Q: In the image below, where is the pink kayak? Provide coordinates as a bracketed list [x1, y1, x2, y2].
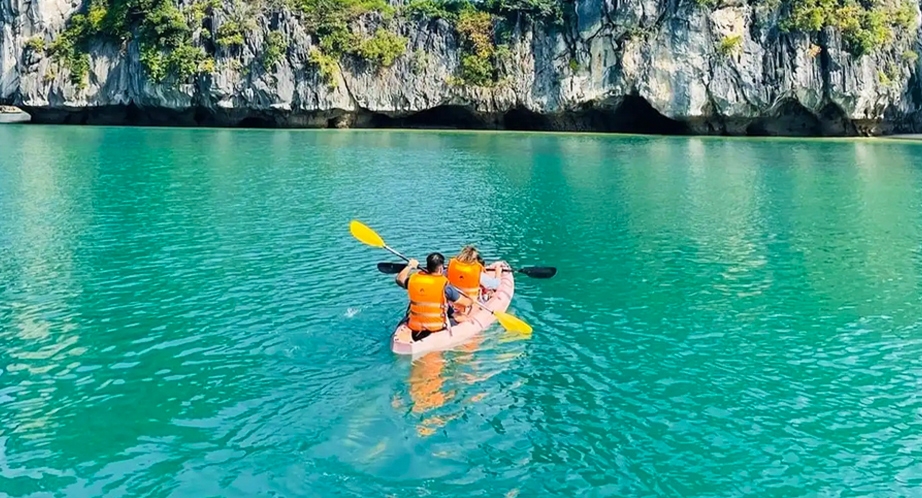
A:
[391, 268, 515, 356]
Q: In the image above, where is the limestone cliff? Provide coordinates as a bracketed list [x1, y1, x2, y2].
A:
[1, 0, 921, 135]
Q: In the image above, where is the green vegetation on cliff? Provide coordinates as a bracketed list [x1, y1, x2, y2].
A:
[456, 10, 498, 85]
[781, 0, 916, 56]
[45, 0, 920, 88]
[262, 30, 288, 68]
[47, 0, 565, 88]
[49, 0, 215, 86]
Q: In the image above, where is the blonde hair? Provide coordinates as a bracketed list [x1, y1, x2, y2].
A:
[456, 245, 480, 264]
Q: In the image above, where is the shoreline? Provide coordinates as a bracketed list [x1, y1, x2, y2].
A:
[2, 99, 909, 139]
[876, 134, 922, 141]
[3, 106, 922, 143]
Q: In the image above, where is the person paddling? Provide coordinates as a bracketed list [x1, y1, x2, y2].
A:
[447, 245, 505, 311]
[395, 252, 473, 342]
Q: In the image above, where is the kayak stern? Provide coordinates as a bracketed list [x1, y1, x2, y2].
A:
[390, 266, 516, 355]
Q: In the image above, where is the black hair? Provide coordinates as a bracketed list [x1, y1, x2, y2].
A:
[426, 252, 445, 273]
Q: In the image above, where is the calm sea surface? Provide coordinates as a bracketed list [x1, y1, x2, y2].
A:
[2, 126, 922, 496]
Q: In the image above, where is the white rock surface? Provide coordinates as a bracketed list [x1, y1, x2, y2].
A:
[1, 0, 921, 134]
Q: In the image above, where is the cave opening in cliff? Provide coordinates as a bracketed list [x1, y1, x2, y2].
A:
[817, 102, 857, 136]
[503, 107, 550, 130]
[583, 96, 689, 135]
[746, 99, 822, 136]
[371, 105, 494, 129]
[124, 103, 144, 124]
[193, 107, 214, 126]
[238, 116, 276, 128]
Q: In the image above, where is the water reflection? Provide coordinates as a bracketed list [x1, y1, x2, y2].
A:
[392, 326, 531, 440]
[3, 127, 922, 495]
[402, 337, 485, 437]
[2, 127, 97, 455]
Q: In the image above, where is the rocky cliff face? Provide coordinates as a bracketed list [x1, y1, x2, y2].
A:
[1, 0, 921, 135]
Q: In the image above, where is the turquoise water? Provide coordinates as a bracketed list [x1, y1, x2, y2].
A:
[2, 126, 922, 496]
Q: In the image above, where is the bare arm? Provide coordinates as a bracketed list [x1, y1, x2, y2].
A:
[456, 294, 473, 308]
[447, 284, 473, 308]
[490, 262, 503, 280]
[395, 258, 419, 288]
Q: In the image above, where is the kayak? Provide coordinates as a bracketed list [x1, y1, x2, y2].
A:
[390, 267, 515, 356]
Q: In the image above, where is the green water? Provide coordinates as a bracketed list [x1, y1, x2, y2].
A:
[2, 126, 922, 496]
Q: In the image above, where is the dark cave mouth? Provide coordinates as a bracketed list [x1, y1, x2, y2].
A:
[368, 96, 690, 135]
[17, 97, 870, 137]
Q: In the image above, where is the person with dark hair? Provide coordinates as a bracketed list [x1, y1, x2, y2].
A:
[395, 252, 473, 342]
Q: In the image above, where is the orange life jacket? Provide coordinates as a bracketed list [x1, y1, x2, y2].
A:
[407, 272, 449, 332]
[447, 258, 483, 299]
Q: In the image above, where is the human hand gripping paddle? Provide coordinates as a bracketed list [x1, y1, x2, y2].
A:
[349, 220, 533, 335]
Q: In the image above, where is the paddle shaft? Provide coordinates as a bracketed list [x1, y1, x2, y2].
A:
[383, 244, 409, 263]
[378, 262, 547, 276]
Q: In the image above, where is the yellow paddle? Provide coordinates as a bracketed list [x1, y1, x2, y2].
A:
[349, 220, 533, 335]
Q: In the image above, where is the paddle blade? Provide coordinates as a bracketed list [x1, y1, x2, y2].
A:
[519, 267, 557, 278]
[493, 310, 533, 335]
[350, 220, 385, 248]
[377, 262, 406, 274]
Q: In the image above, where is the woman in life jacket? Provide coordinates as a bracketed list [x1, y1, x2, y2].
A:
[395, 252, 472, 342]
[446, 245, 505, 319]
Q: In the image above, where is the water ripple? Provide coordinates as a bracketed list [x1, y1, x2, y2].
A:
[3, 128, 922, 495]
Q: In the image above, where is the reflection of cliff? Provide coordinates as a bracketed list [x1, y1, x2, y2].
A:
[792, 142, 922, 318]
[1, 128, 89, 446]
[680, 141, 771, 301]
[0, 127, 296, 475]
